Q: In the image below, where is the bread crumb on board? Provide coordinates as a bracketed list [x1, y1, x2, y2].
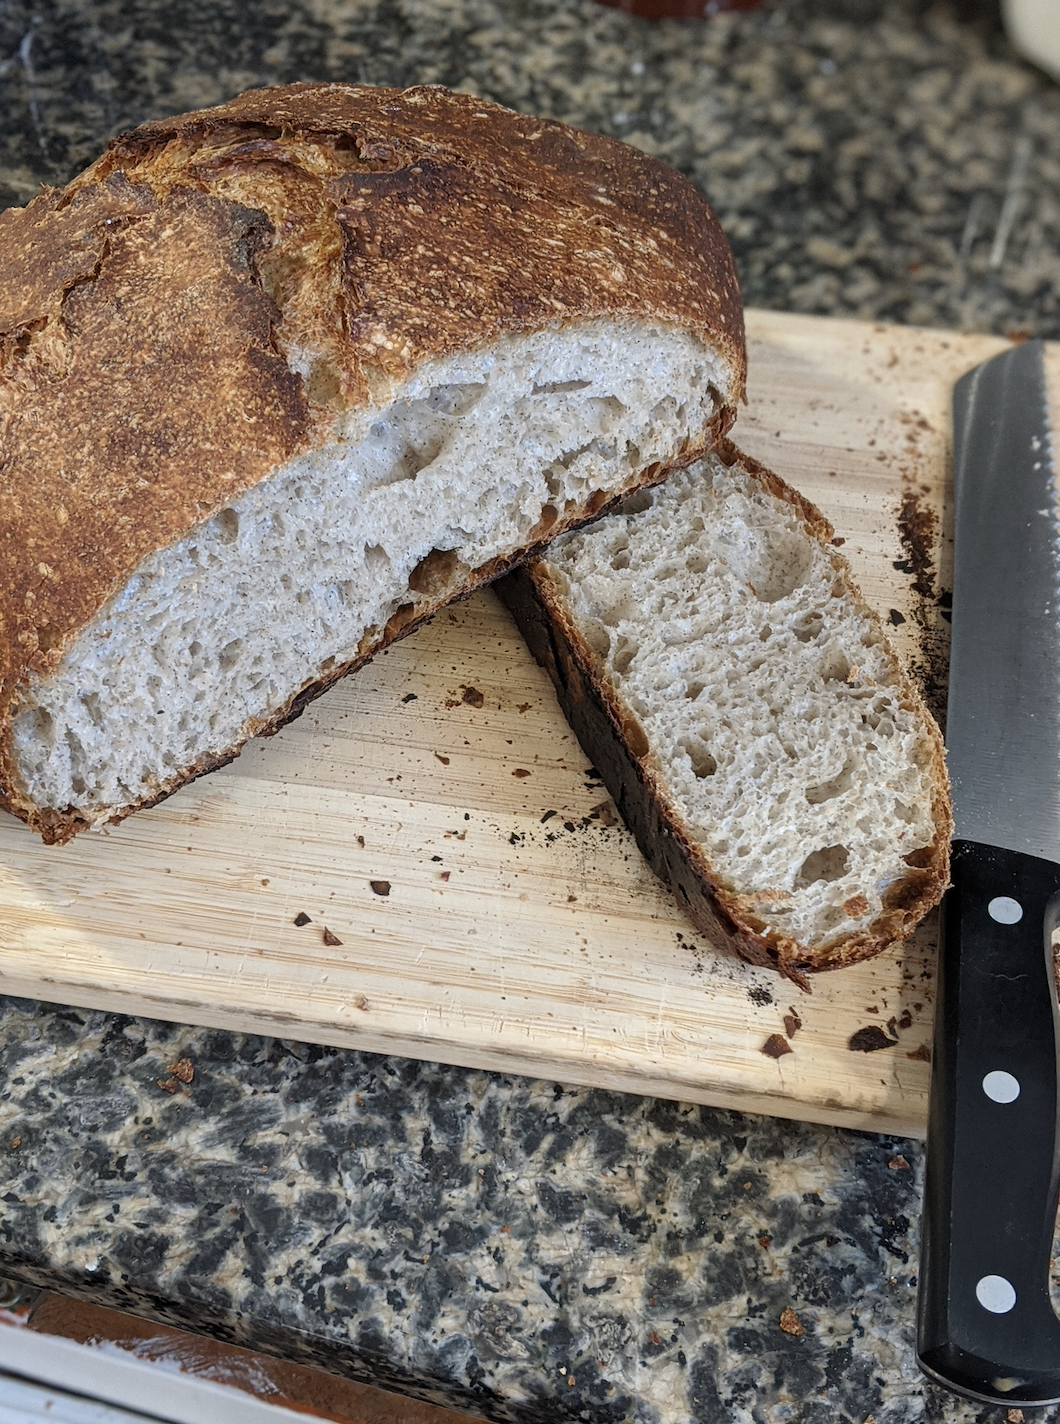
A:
[848, 1025, 898, 1052]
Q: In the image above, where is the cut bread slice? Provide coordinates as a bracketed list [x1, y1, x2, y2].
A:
[498, 442, 951, 978]
[0, 83, 744, 843]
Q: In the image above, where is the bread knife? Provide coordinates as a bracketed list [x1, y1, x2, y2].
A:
[917, 338, 1060, 1406]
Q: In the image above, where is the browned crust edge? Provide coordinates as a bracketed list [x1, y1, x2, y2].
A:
[4, 412, 733, 844]
[496, 438, 952, 982]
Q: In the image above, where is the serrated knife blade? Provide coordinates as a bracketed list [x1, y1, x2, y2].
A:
[918, 338, 1060, 1407]
[946, 339, 1060, 860]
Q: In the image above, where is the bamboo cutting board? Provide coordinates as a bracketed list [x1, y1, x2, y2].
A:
[1, 311, 1056, 1138]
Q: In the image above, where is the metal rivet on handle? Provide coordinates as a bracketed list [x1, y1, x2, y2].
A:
[976, 1275, 1017, 1314]
[982, 1070, 1021, 1103]
[988, 896, 1023, 924]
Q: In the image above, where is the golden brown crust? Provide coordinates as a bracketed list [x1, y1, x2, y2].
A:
[88, 84, 745, 409]
[501, 441, 952, 978]
[0, 83, 745, 840]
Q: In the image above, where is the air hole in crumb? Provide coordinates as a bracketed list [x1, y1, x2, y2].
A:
[612, 640, 638, 676]
[796, 845, 849, 886]
[426, 381, 486, 415]
[219, 639, 243, 672]
[759, 625, 772, 642]
[409, 547, 463, 596]
[611, 548, 631, 571]
[215, 508, 239, 544]
[821, 650, 851, 682]
[681, 740, 717, 779]
[531, 504, 558, 538]
[685, 681, 705, 701]
[620, 489, 655, 517]
[805, 761, 855, 804]
[81, 692, 103, 728]
[396, 436, 444, 480]
[686, 552, 709, 575]
[364, 544, 390, 576]
[793, 612, 824, 643]
[532, 378, 592, 395]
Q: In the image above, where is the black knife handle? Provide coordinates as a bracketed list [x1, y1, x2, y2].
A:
[918, 839, 1060, 1406]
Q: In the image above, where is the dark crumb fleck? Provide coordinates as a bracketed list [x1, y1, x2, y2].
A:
[401, 692, 418, 703]
[887, 1154, 911, 1171]
[758, 1233, 772, 1248]
[831, 536, 845, 546]
[513, 768, 531, 778]
[439, 871, 450, 881]
[10, 1137, 20, 1151]
[585, 767, 602, 780]
[591, 800, 617, 826]
[370, 880, 391, 897]
[431, 855, 443, 862]
[156, 1077, 180, 1094]
[762, 1034, 792, 1059]
[898, 1008, 913, 1030]
[907, 1043, 932, 1062]
[435, 753, 450, 765]
[541, 810, 557, 823]
[293, 912, 312, 927]
[167, 1058, 193, 1084]
[508, 832, 523, 846]
[888, 608, 906, 625]
[783, 1012, 802, 1039]
[896, 489, 938, 600]
[260, 878, 269, 887]
[516, 702, 532, 713]
[322, 927, 343, 946]
[462, 686, 485, 708]
[849, 1025, 898, 1052]
[748, 986, 774, 1007]
[356, 835, 365, 849]
[567, 894, 577, 903]
[563, 820, 576, 832]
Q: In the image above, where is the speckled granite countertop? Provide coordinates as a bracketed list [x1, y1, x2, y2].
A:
[0, 1, 1058, 1421]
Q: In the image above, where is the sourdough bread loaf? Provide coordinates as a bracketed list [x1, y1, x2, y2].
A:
[498, 442, 951, 978]
[0, 83, 745, 843]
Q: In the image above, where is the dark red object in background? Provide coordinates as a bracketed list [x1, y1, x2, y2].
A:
[594, 0, 764, 20]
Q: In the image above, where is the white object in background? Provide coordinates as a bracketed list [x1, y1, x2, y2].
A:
[0, 1326, 319, 1424]
[1002, 0, 1060, 83]
[0, 1368, 163, 1423]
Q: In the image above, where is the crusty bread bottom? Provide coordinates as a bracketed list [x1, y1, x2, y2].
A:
[498, 443, 950, 979]
[8, 319, 732, 843]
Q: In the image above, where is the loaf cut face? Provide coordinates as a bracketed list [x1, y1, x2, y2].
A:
[0, 83, 745, 842]
[499, 444, 951, 976]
